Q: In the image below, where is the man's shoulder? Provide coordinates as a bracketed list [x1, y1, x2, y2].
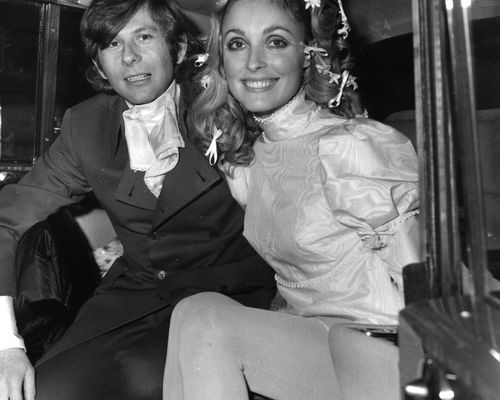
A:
[70, 93, 123, 115]
[62, 93, 124, 139]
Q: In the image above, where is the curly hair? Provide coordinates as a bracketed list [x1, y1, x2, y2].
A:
[80, 0, 199, 93]
[188, 0, 364, 166]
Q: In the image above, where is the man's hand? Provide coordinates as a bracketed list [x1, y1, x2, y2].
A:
[0, 348, 35, 400]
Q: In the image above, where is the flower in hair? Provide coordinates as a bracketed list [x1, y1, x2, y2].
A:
[205, 126, 223, 165]
[327, 71, 342, 84]
[358, 108, 370, 118]
[314, 63, 341, 84]
[303, 45, 328, 61]
[312, 60, 341, 85]
[345, 74, 358, 90]
[315, 64, 331, 78]
[194, 53, 209, 67]
[200, 74, 212, 89]
[310, 48, 331, 71]
[304, 0, 321, 9]
[315, 63, 329, 74]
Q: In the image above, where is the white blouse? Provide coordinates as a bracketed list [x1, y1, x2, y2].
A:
[224, 92, 420, 325]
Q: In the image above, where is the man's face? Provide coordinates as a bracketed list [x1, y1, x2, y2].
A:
[96, 6, 185, 105]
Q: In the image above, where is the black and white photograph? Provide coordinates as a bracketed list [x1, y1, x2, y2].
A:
[0, 0, 499, 398]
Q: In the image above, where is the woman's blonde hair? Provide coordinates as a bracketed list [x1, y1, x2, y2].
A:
[188, 0, 363, 166]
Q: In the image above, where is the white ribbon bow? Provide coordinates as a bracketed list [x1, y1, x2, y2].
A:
[205, 127, 223, 165]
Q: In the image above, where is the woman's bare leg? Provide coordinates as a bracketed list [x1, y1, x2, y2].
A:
[328, 324, 400, 400]
[163, 292, 341, 400]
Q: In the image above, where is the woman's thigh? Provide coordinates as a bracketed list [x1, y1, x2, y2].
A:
[328, 324, 400, 400]
[172, 292, 342, 400]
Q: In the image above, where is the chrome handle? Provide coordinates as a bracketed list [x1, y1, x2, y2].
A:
[404, 377, 429, 399]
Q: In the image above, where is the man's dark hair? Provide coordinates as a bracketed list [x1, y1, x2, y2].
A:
[81, 0, 197, 93]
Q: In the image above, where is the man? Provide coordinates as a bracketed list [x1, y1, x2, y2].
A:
[0, 0, 275, 398]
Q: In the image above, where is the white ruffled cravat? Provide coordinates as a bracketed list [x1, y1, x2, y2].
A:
[122, 84, 185, 197]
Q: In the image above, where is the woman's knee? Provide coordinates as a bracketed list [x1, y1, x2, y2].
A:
[172, 292, 231, 320]
[174, 293, 242, 359]
[181, 293, 237, 334]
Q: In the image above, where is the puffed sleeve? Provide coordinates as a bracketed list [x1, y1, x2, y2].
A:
[319, 118, 421, 286]
[318, 118, 418, 231]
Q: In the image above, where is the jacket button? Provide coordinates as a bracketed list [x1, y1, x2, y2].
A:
[151, 232, 160, 240]
[156, 270, 167, 280]
[209, 230, 218, 239]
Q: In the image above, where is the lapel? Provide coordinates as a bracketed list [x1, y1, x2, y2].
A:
[110, 97, 158, 211]
[107, 93, 222, 220]
[108, 97, 127, 159]
[151, 105, 222, 230]
[115, 166, 158, 211]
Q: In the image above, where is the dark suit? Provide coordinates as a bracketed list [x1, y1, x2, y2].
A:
[0, 92, 275, 399]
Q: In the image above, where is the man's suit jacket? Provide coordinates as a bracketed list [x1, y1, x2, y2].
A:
[0, 92, 275, 362]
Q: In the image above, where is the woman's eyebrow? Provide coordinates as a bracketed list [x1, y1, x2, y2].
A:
[224, 25, 293, 38]
[263, 25, 293, 35]
[223, 27, 245, 38]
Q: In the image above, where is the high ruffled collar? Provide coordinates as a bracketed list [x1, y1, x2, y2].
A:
[253, 89, 321, 143]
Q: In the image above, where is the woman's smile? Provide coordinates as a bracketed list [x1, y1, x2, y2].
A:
[242, 79, 279, 90]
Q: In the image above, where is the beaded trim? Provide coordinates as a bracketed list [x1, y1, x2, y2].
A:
[252, 88, 305, 125]
[261, 131, 272, 143]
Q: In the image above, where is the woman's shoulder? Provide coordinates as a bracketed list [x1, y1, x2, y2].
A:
[316, 114, 416, 156]
[316, 113, 408, 139]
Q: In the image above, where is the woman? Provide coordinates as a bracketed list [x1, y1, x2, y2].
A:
[163, 0, 419, 399]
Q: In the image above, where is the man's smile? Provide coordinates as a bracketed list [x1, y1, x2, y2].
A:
[125, 73, 151, 82]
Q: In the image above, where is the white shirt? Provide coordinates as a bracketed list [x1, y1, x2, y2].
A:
[122, 82, 184, 197]
[0, 296, 25, 351]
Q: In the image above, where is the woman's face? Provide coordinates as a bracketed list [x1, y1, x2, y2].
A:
[221, 0, 305, 116]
